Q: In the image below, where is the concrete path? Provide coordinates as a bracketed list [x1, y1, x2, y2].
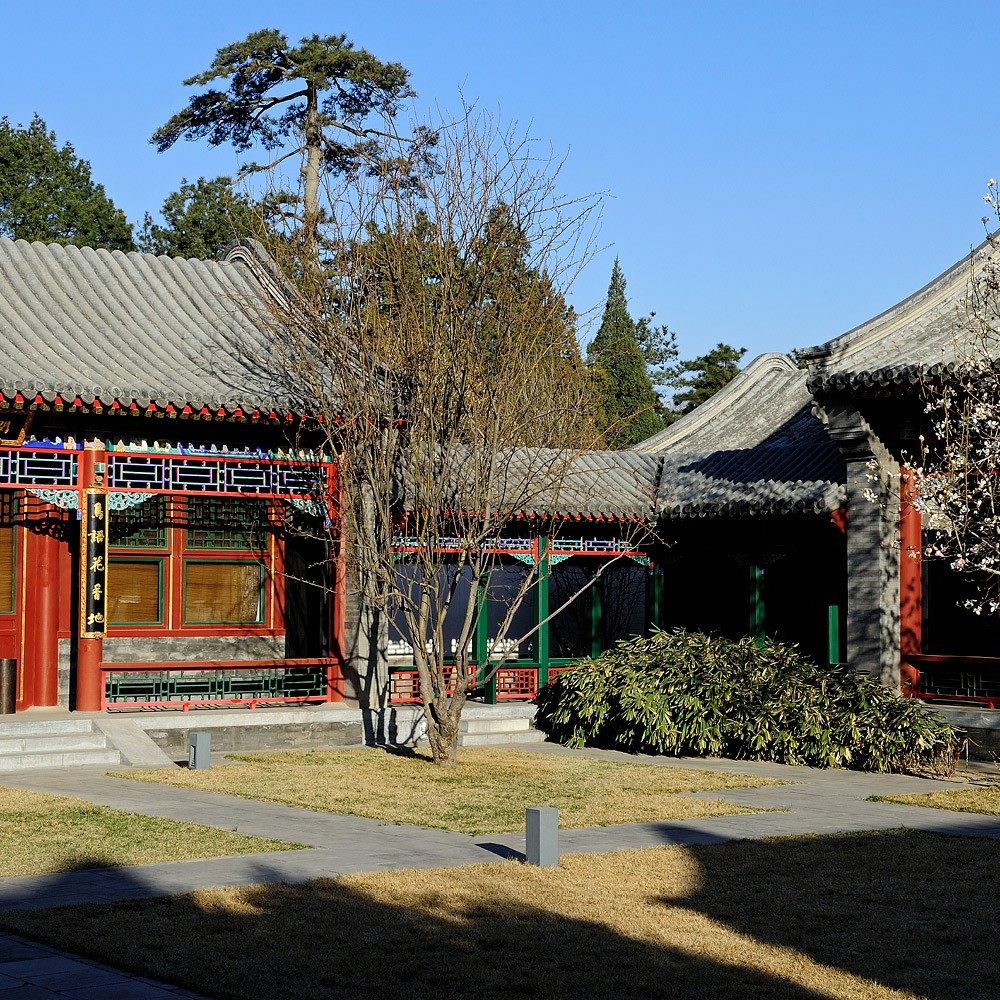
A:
[0, 930, 204, 999]
[1, 743, 998, 916]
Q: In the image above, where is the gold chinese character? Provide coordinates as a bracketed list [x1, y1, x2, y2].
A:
[86, 612, 105, 627]
[89, 556, 104, 573]
[91, 583, 103, 602]
[93, 501, 104, 520]
[88, 529, 105, 544]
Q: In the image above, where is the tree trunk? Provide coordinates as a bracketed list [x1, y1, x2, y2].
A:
[424, 693, 463, 765]
[302, 81, 322, 275]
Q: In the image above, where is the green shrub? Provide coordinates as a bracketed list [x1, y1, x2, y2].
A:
[535, 629, 958, 774]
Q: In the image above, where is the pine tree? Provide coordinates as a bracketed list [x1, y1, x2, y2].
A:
[0, 115, 134, 250]
[587, 259, 662, 448]
[670, 342, 746, 414]
[138, 176, 266, 259]
[151, 28, 417, 266]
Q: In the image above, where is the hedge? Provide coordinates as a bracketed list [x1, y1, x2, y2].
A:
[535, 629, 958, 773]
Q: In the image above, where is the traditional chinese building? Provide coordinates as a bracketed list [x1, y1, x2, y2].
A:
[803, 235, 1000, 711]
[0, 233, 995, 723]
[0, 237, 340, 713]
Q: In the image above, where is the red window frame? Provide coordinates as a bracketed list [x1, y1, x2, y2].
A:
[107, 497, 283, 638]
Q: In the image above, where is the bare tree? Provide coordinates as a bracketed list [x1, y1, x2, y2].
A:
[235, 109, 658, 763]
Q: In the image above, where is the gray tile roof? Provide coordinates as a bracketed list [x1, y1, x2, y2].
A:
[0, 238, 846, 521]
[396, 446, 664, 521]
[519, 448, 663, 519]
[634, 353, 817, 455]
[0, 237, 277, 411]
[803, 234, 996, 394]
[632, 353, 846, 518]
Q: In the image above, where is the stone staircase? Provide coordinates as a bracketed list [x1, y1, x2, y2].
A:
[0, 718, 123, 771]
[458, 705, 546, 747]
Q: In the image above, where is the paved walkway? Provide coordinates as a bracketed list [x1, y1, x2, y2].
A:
[1, 743, 998, 915]
[0, 930, 205, 999]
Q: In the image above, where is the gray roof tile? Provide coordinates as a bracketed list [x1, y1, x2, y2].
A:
[0, 237, 275, 410]
[632, 353, 845, 518]
[0, 238, 846, 521]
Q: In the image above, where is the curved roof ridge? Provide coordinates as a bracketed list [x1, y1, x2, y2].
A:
[801, 232, 995, 369]
[0, 235, 265, 270]
[633, 352, 796, 454]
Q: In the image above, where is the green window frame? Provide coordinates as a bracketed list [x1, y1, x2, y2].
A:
[108, 557, 165, 626]
[182, 559, 265, 625]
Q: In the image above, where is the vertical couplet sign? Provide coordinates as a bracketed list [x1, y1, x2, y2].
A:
[80, 489, 108, 638]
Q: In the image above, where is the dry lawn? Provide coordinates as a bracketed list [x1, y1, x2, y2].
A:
[873, 784, 1000, 815]
[3, 830, 994, 1000]
[0, 784, 300, 878]
[114, 747, 778, 835]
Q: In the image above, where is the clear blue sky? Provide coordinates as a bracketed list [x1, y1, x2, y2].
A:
[2, 1, 996, 360]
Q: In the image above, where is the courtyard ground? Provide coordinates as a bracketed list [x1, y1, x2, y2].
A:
[2, 830, 995, 1000]
[2, 746, 998, 998]
[110, 746, 781, 834]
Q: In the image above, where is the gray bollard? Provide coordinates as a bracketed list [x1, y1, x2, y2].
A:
[525, 806, 559, 867]
[188, 731, 211, 770]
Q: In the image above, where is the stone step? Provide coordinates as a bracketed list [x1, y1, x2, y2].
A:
[0, 733, 109, 754]
[459, 730, 547, 747]
[462, 717, 534, 734]
[462, 703, 538, 719]
[0, 748, 122, 772]
[0, 718, 94, 739]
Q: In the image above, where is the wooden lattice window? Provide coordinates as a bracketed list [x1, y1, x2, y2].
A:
[110, 497, 167, 549]
[0, 495, 17, 615]
[108, 559, 163, 625]
[186, 498, 267, 551]
[183, 560, 263, 624]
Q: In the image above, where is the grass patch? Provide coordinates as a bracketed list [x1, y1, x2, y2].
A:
[2, 830, 994, 999]
[0, 784, 301, 878]
[872, 785, 1000, 815]
[113, 747, 780, 835]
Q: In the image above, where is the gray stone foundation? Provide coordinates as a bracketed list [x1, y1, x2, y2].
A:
[933, 706, 1000, 763]
[137, 710, 365, 761]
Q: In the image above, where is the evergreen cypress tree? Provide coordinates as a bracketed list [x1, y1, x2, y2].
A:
[138, 176, 266, 260]
[587, 259, 662, 448]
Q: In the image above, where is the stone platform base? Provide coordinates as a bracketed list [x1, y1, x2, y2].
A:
[130, 702, 542, 762]
[931, 706, 1000, 763]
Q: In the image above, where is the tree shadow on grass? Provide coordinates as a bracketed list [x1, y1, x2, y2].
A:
[0, 829, 994, 1000]
[670, 828, 997, 1000]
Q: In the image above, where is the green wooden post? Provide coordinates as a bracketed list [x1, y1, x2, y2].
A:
[590, 574, 603, 659]
[827, 603, 841, 666]
[649, 565, 665, 631]
[537, 535, 550, 688]
[475, 578, 496, 704]
[749, 563, 765, 648]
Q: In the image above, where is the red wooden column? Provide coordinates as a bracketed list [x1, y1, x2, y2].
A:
[31, 522, 61, 706]
[328, 464, 345, 702]
[75, 442, 107, 712]
[899, 467, 922, 694]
